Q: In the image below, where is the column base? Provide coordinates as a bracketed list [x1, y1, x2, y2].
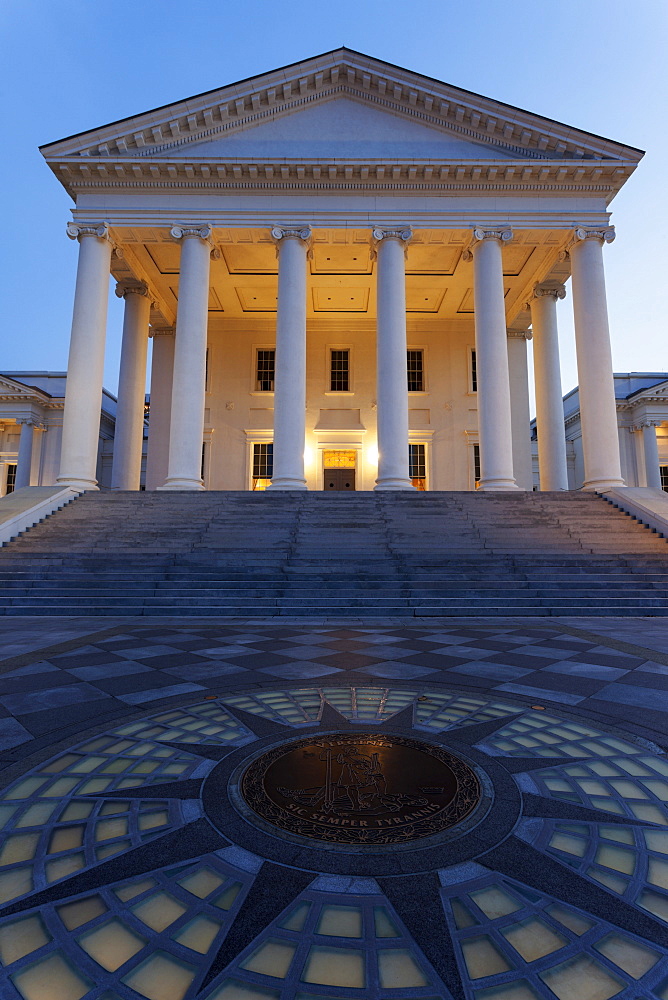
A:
[56, 476, 99, 491]
[266, 479, 307, 491]
[582, 479, 626, 491]
[477, 479, 520, 491]
[374, 479, 416, 491]
[157, 478, 205, 491]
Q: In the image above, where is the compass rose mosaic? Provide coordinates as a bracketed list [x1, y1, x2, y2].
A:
[0, 684, 667, 1000]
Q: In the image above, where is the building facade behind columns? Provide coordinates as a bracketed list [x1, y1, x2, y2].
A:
[531, 374, 668, 491]
[40, 49, 644, 495]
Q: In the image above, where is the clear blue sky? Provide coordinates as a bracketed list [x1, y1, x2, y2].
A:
[1, 0, 666, 407]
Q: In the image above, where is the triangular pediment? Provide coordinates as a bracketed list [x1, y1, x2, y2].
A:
[42, 48, 643, 167]
[0, 376, 51, 402]
[161, 96, 521, 161]
[629, 379, 668, 401]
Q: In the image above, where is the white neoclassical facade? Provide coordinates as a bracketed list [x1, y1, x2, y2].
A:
[532, 374, 668, 491]
[40, 49, 643, 494]
[0, 373, 118, 496]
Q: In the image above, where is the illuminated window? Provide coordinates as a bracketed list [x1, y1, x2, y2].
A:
[252, 443, 273, 490]
[5, 464, 17, 495]
[407, 350, 424, 391]
[660, 465, 668, 492]
[409, 443, 426, 490]
[330, 350, 350, 392]
[256, 350, 275, 392]
[472, 444, 481, 487]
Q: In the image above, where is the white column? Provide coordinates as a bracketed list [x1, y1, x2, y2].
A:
[529, 284, 569, 491]
[145, 328, 175, 491]
[570, 226, 624, 490]
[642, 422, 662, 489]
[468, 228, 518, 490]
[14, 420, 35, 490]
[267, 227, 311, 491]
[57, 222, 113, 490]
[506, 330, 533, 491]
[372, 227, 414, 491]
[160, 225, 213, 491]
[111, 281, 151, 491]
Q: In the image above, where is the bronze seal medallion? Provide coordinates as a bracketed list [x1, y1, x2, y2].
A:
[240, 733, 481, 846]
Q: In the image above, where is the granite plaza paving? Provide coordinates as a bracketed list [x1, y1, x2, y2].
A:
[0, 614, 666, 1000]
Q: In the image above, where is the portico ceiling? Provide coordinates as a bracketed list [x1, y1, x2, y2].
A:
[113, 227, 568, 328]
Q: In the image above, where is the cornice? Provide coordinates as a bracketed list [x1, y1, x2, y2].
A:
[52, 158, 634, 199]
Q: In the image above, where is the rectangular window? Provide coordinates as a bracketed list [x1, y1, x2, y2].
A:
[5, 464, 17, 495]
[409, 443, 426, 491]
[473, 444, 481, 487]
[407, 350, 424, 392]
[252, 443, 273, 491]
[256, 350, 275, 392]
[661, 465, 668, 492]
[470, 349, 477, 393]
[330, 349, 350, 392]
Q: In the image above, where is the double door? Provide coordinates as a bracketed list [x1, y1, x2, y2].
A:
[324, 468, 355, 491]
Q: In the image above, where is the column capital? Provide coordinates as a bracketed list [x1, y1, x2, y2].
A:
[462, 227, 512, 261]
[525, 283, 566, 310]
[149, 326, 175, 338]
[271, 226, 312, 245]
[507, 328, 533, 341]
[533, 282, 566, 301]
[171, 223, 214, 244]
[115, 279, 150, 300]
[571, 225, 616, 247]
[371, 227, 412, 243]
[66, 221, 113, 243]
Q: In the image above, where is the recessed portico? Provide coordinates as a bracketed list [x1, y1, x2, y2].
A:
[41, 49, 643, 494]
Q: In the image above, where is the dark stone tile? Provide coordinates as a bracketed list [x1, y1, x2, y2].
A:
[318, 639, 371, 651]
[92, 670, 180, 696]
[466, 639, 523, 652]
[19, 698, 122, 736]
[312, 653, 385, 671]
[392, 638, 455, 652]
[604, 671, 668, 690]
[508, 671, 604, 697]
[397, 652, 473, 670]
[221, 652, 293, 670]
[481, 652, 560, 670]
[571, 651, 647, 669]
[0, 671, 79, 695]
[0, 683, 111, 715]
[134, 652, 211, 669]
[47, 651, 126, 668]
[162, 638, 225, 651]
[533, 638, 596, 652]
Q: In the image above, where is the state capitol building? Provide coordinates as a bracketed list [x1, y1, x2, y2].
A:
[4, 49, 651, 496]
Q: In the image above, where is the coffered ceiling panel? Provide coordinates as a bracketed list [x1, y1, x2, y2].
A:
[457, 287, 510, 314]
[147, 245, 182, 274]
[405, 246, 460, 275]
[310, 245, 373, 274]
[502, 247, 535, 276]
[221, 245, 278, 274]
[312, 288, 370, 312]
[406, 285, 446, 313]
[235, 287, 279, 311]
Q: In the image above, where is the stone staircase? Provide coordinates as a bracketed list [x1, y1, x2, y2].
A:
[0, 491, 667, 616]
